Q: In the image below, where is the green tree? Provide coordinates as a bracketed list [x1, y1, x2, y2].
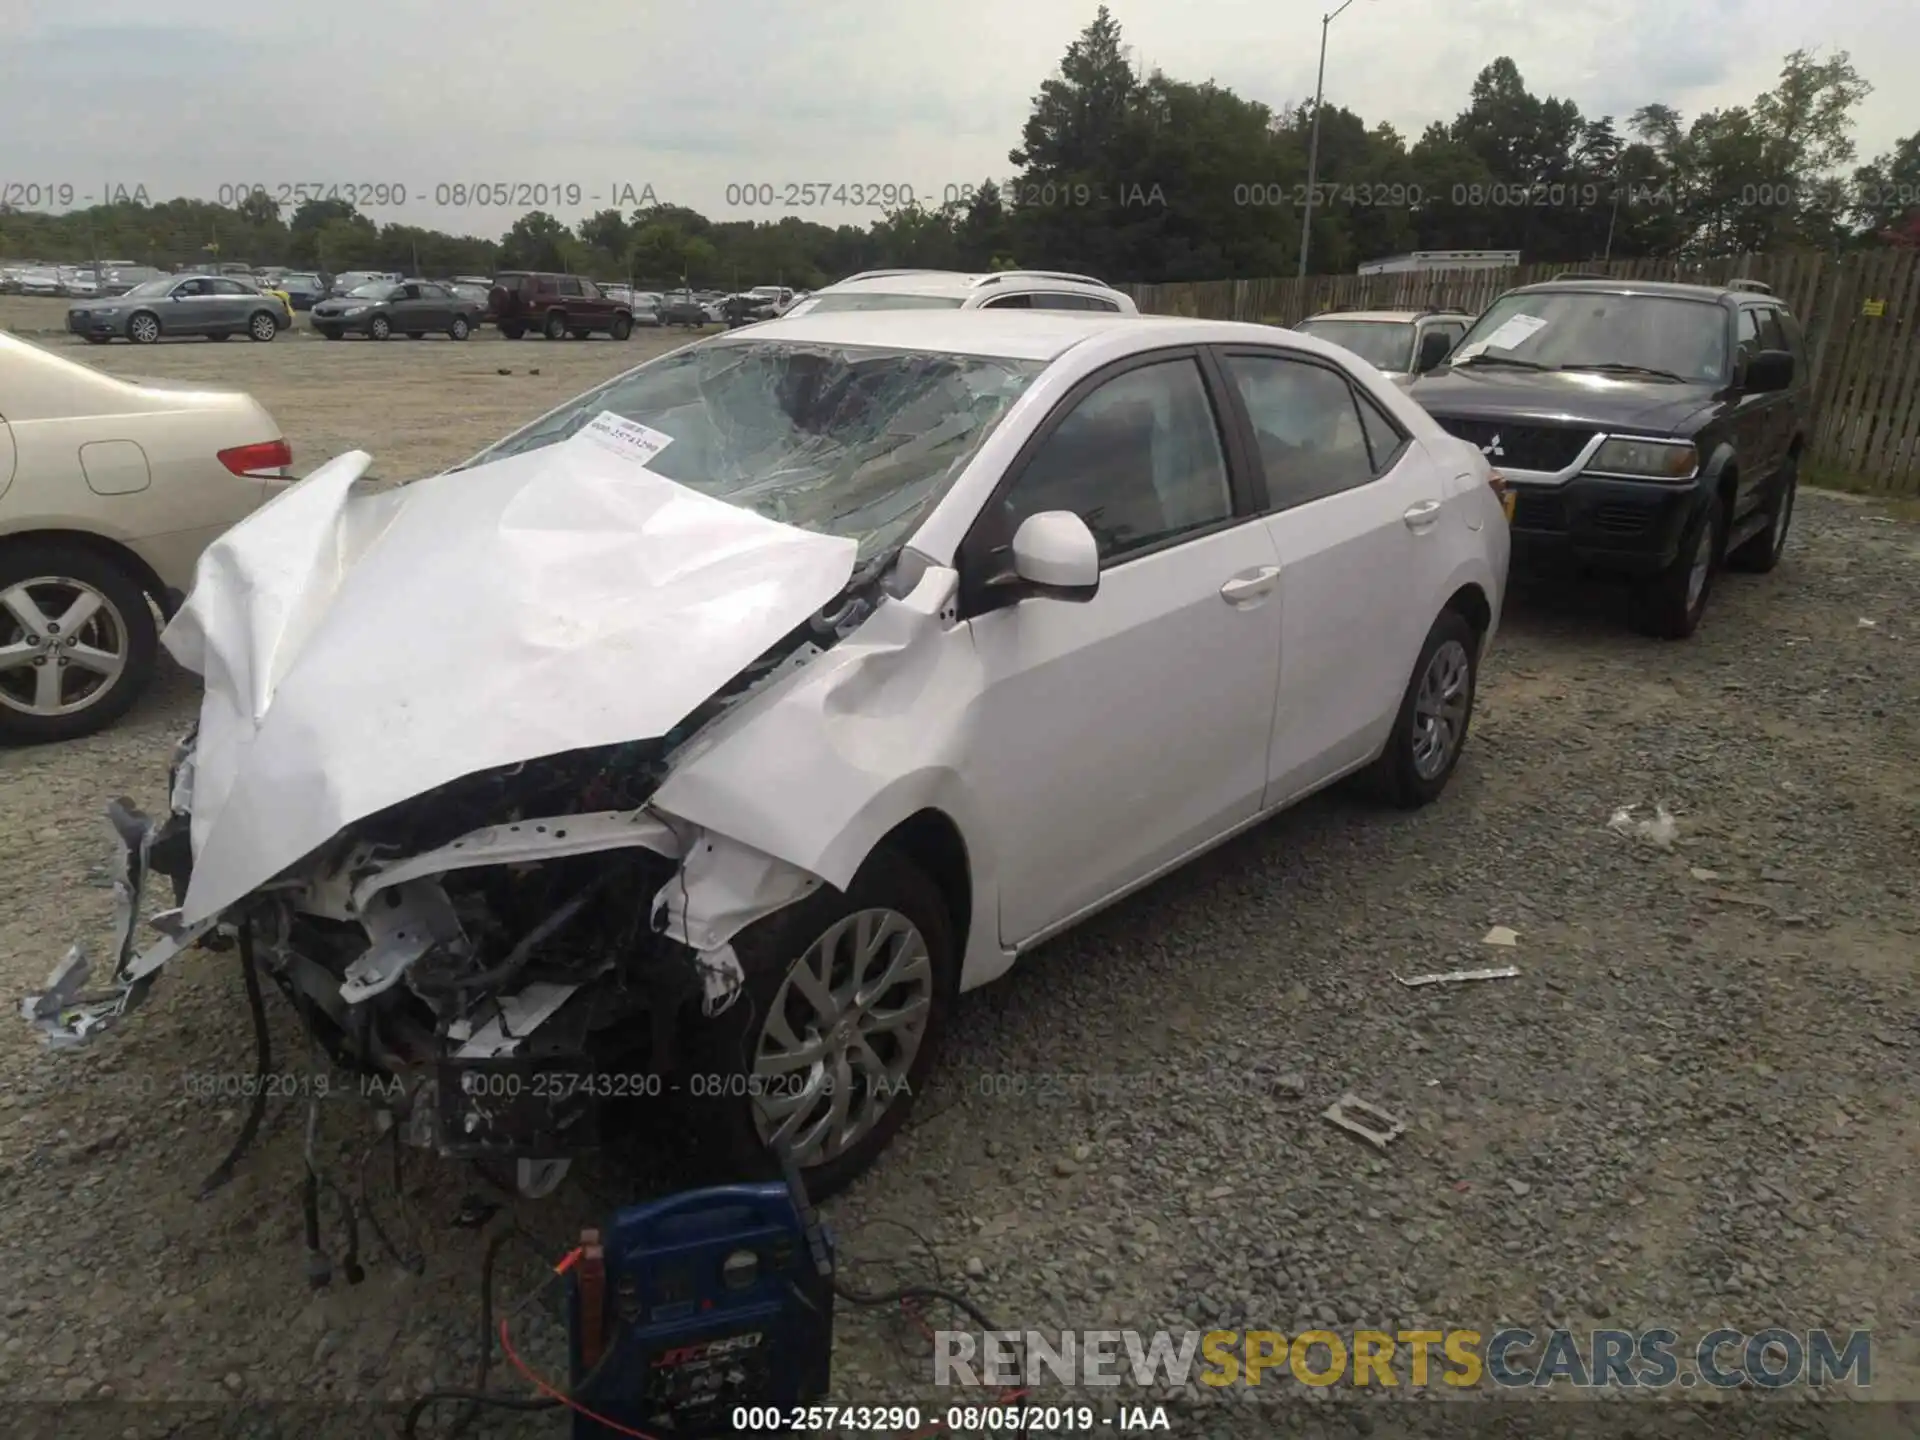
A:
[498, 211, 572, 271]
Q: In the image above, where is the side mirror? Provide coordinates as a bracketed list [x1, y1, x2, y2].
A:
[998, 511, 1100, 602]
[1416, 330, 1454, 373]
[1744, 349, 1794, 393]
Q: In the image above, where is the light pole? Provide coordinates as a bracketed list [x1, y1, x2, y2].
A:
[1298, 0, 1360, 279]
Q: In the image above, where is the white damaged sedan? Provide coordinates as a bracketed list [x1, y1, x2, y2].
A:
[25, 310, 1508, 1199]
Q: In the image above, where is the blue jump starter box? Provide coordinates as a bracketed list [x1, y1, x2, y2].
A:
[566, 1181, 836, 1438]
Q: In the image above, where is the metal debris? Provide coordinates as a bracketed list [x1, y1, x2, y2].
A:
[1395, 965, 1520, 988]
[1323, 1093, 1405, 1150]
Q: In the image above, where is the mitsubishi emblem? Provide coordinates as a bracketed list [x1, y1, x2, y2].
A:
[1482, 433, 1505, 458]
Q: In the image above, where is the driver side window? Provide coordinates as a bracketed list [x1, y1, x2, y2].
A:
[999, 358, 1233, 564]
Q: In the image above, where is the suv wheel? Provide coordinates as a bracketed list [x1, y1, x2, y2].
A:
[1633, 493, 1724, 640]
[610, 314, 632, 341]
[0, 545, 159, 744]
[1727, 455, 1796, 574]
[499, 321, 525, 340]
[544, 311, 568, 340]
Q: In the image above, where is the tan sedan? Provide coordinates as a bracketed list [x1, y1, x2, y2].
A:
[0, 330, 292, 743]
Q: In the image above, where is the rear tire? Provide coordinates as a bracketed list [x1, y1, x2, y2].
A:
[1632, 493, 1724, 639]
[449, 315, 472, 341]
[545, 311, 569, 340]
[1727, 456, 1795, 574]
[1364, 609, 1479, 809]
[499, 321, 525, 340]
[0, 544, 158, 745]
[248, 310, 278, 342]
[679, 847, 956, 1201]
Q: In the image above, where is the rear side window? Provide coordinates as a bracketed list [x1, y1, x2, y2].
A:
[557, 277, 583, 297]
[1222, 353, 1380, 510]
[1029, 293, 1087, 310]
[982, 293, 1032, 309]
[1775, 309, 1809, 371]
[1354, 391, 1408, 472]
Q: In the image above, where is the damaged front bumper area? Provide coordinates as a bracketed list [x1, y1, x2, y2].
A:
[23, 734, 823, 1166]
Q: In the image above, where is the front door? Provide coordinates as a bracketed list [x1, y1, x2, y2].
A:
[960, 352, 1284, 945]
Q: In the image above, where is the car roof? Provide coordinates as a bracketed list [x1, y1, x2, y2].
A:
[717, 309, 1318, 361]
[1507, 278, 1749, 302]
[1300, 310, 1469, 323]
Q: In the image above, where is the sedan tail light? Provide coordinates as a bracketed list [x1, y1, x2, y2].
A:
[218, 439, 293, 476]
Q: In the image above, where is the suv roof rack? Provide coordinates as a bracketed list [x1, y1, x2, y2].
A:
[1726, 278, 1774, 294]
[839, 269, 951, 284]
[971, 270, 1115, 290]
[1549, 271, 1614, 281]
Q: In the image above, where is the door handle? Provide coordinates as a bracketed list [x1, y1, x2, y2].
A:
[1219, 565, 1281, 605]
[1403, 499, 1443, 531]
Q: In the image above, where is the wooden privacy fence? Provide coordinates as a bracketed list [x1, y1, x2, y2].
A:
[1126, 249, 1920, 495]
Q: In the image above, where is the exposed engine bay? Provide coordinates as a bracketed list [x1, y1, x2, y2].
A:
[21, 571, 897, 1188]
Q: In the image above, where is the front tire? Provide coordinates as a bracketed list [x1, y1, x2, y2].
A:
[127, 311, 161, 344]
[0, 545, 159, 744]
[368, 315, 392, 341]
[1367, 609, 1478, 809]
[681, 847, 956, 1200]
[1633, 493, 1724, 639]
[320, 326, 344, 340]
[610, 314, 633, 340]
[1727, 457, 1796, 574]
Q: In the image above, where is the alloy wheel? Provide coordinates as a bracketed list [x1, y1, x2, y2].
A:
[1411, 639, 1471, 781]
[751, 908, 935, 1168]
[0, 578, 130, 718]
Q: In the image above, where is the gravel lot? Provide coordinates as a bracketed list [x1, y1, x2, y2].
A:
[0, 318, 1916, 1437]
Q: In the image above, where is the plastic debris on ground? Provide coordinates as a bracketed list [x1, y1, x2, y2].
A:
[1323, 1094, 1405, 1150]
[1394, 965, 1521, 988]
[1481, 925, 1519, 947]
[1607, 802, 1677, 849]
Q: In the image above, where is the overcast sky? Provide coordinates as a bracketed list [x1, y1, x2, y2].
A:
[2, 0, 1912, 236]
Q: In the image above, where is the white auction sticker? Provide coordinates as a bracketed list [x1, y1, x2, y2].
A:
[1456, 312, 1549, 361]
[579, 410, 674, 465]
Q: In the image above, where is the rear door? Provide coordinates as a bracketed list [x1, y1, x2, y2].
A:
[576, 277, 612, 328]
[210, 278, 258, 327]
[1215, 345, 1454, 801]
[1754, 306, 1801, 472]
[1730, 305, 1778, 512]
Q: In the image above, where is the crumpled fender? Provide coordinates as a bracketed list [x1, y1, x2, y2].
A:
[651, 560, 998, 901]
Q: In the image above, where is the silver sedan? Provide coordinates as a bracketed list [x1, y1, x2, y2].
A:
[67, 275, 287, 345]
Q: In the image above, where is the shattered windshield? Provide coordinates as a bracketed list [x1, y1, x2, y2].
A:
[464, 339, 1046, 557]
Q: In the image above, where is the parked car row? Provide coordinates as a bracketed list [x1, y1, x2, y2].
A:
[5, 267, 1808, 751]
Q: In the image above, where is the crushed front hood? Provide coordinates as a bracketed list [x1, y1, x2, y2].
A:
[167, 422, 859, 924]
